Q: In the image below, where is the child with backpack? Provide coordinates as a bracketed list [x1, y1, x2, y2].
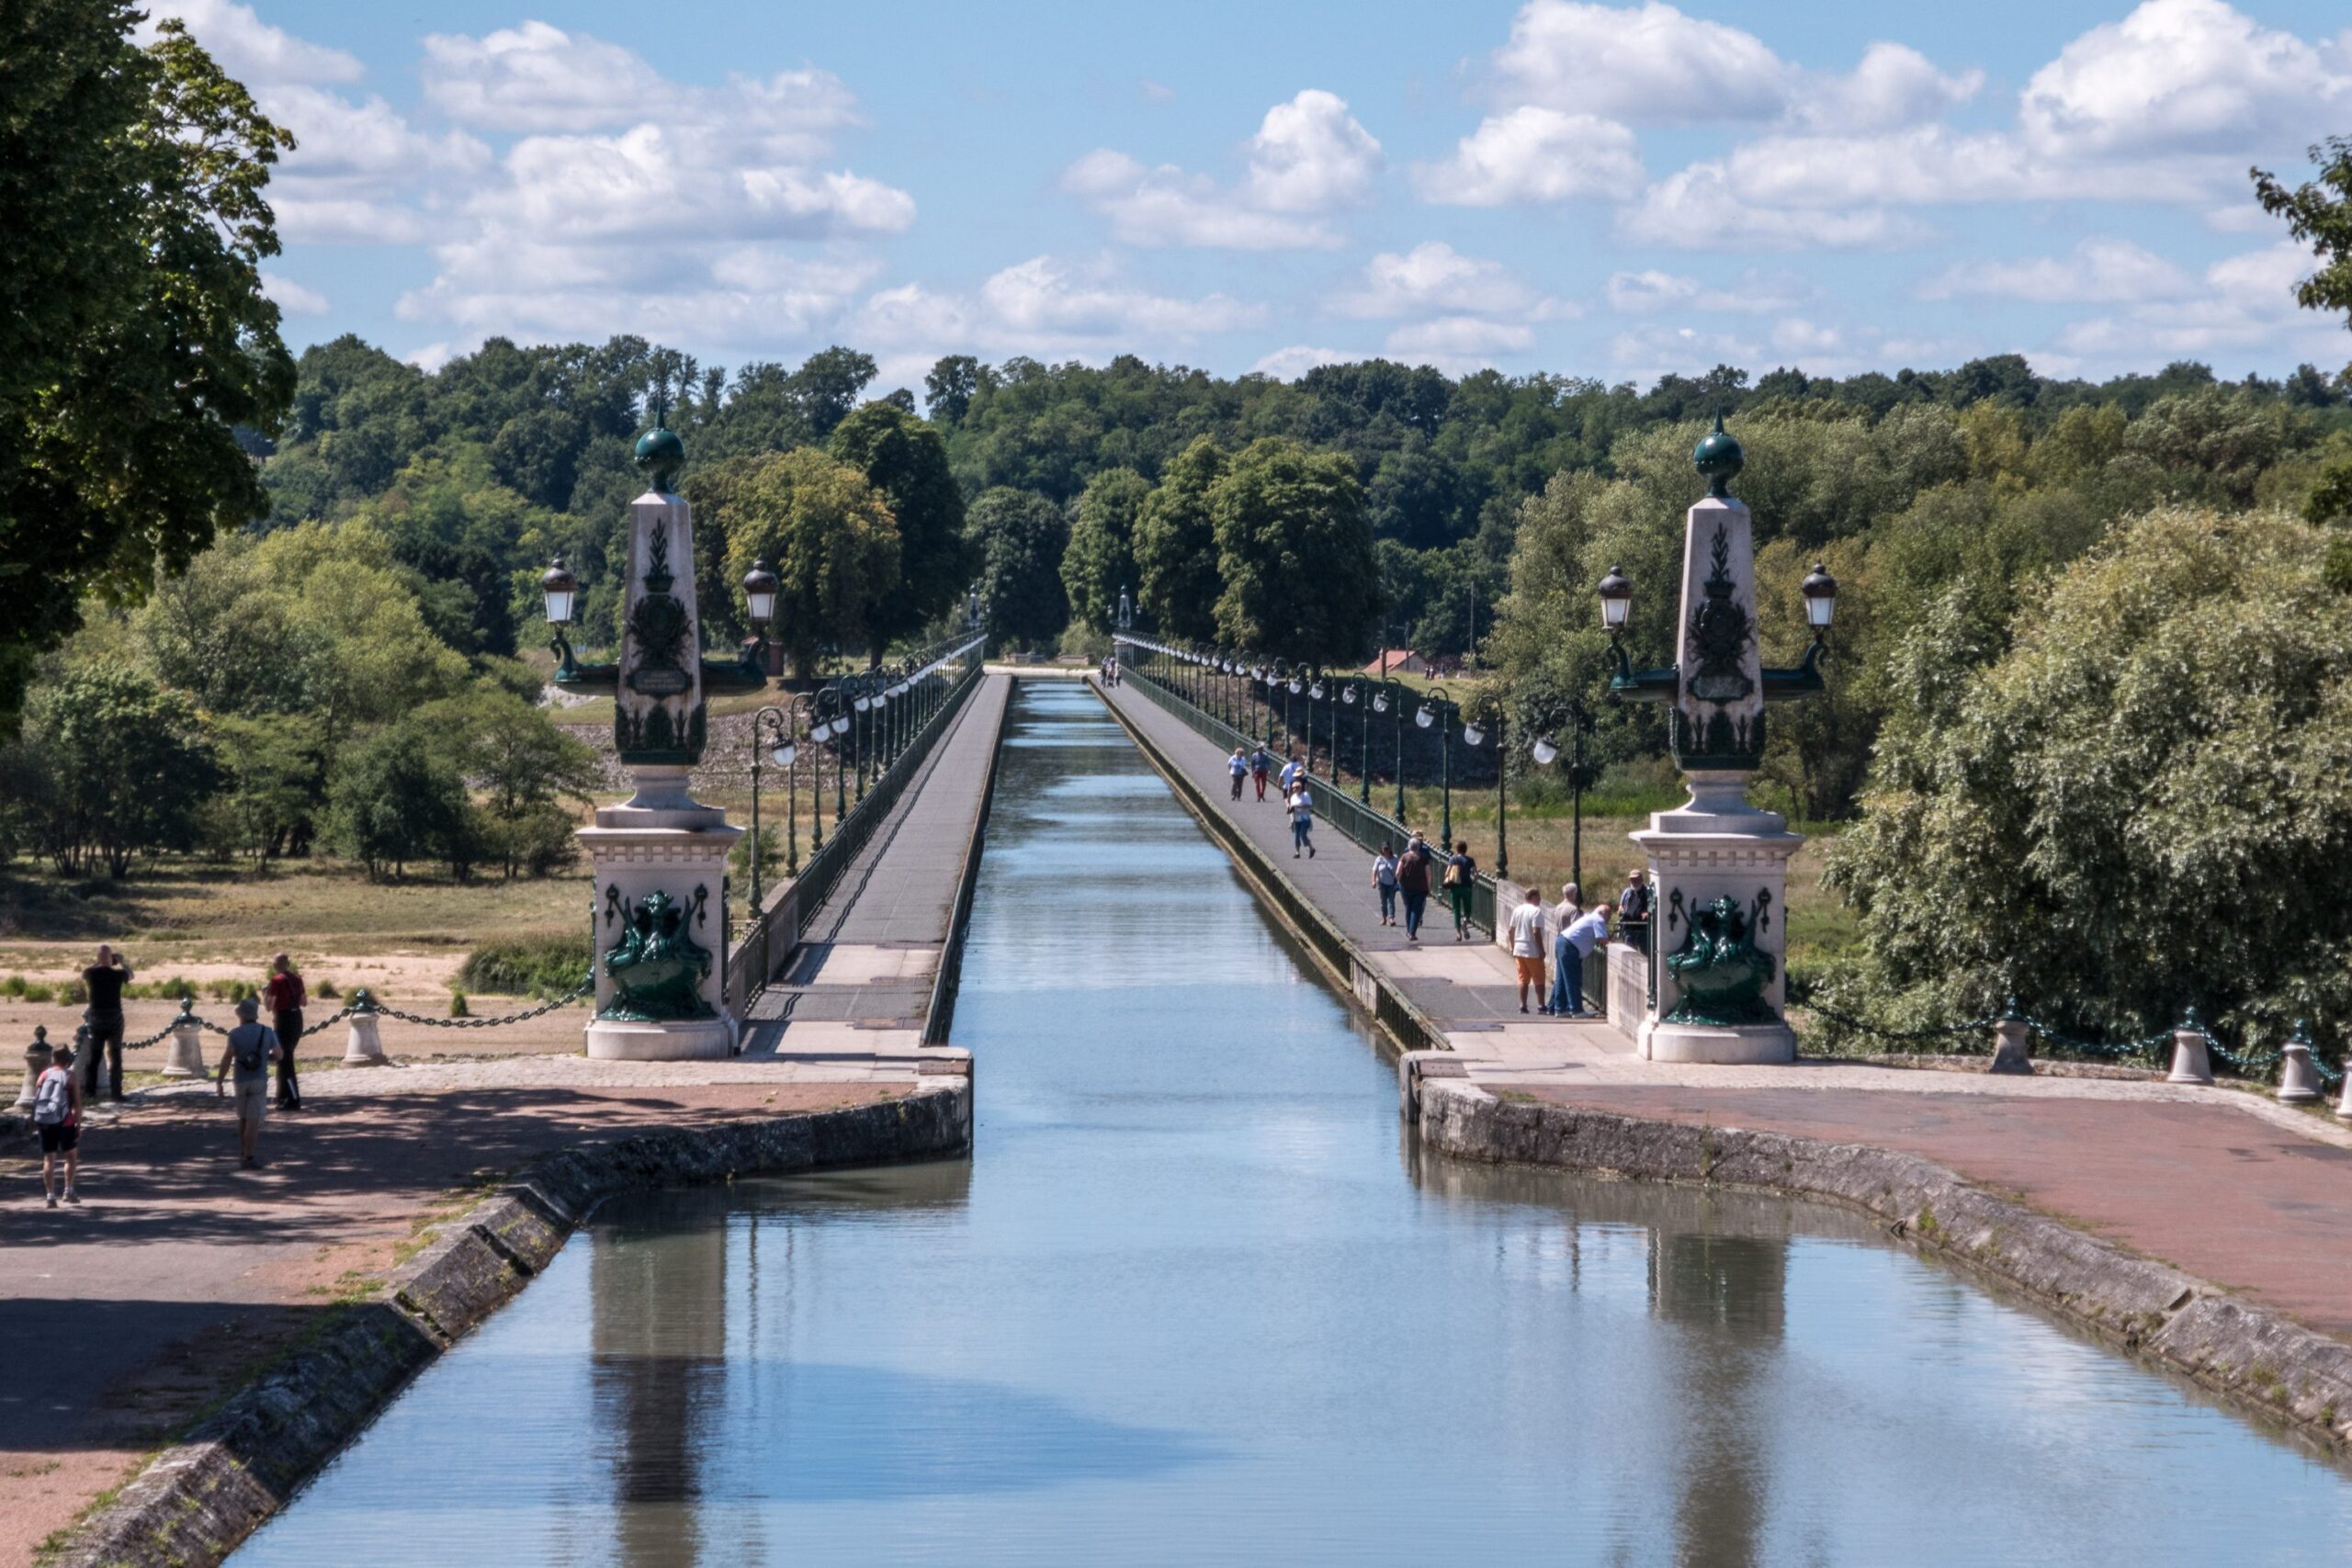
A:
[32, 1042, 81, 1208]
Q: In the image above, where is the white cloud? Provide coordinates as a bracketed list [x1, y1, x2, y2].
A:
[1415, 107, 1644, 206]
[143, 0, 362, 85]
[1797, 42, 1983, 133]
[1608, 322, 1765, 380]
[978, 255, 1262, 338]
[1385, 316, 1535, 361]
[1064, 90, 1377, 248]
[1340, 242, 1548, 318]
[1250, 344, 1364, 379]
[1605, 269, 1811, 314]
[1770, 317, 1841, 355]
[1490, 1, 1786, 123]
[2054, 240, 2336, 363]
[1618, 163, 1933, 250]
[259, 272, 329, 316]
[833, 258, 1265, 374]
[2019, 0, 2352, 160]
[1918, 238, 2193, 303]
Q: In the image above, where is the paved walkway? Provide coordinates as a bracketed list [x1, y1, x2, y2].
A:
[1098, 673, 2352, 1346]
[744, 671, 1009, 1054]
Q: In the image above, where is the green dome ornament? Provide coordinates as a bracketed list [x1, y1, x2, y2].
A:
[1692, 411, 1744, 499]
[635, 424, 686, 493]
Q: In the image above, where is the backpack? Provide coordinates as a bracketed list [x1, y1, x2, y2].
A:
[232, 1025, 270, 1075]
[32, 1068, 70, 1125]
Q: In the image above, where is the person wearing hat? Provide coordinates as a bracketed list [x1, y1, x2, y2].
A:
[214, 998, 281, 1169]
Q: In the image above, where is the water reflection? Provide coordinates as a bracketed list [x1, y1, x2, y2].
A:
[231, 682, 2352, 1567]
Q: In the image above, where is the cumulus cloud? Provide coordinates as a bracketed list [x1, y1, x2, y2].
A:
[979, 255, 1262, 338]
[259, 272, 329, 316]
[1618, 162, 1934, 250]
[1339, 243, 1545, 318]
[1414, 108, 1644, 206]
[1489, 1, 1786, 123]
[1385, 316, 1535, 359]
[143, 0, 362, 85]
[1605, 268, 1811, 314]
[2054, 241, 2337, 362]
[1608, 322, 1765, 380]
[1918, 238, 2193, 302]
[1250, 344, 1365, 379]
[1796, 41, 1983, 133]
[1064, 90, 1378, 248]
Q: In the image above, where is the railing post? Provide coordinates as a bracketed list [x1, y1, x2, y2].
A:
[2277, 1020, 2322, 1105]
[13, 1025, 47, 1111]
[163, 999, 209, 1077]
[1989, 998, 2031, 1075]
[2166, 1009, 2212, 1085]
[343, 987, 388, 1066]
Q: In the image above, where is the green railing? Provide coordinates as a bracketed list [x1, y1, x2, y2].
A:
[725, 635, 988, 1008]
[1120, 656, 1495, 937]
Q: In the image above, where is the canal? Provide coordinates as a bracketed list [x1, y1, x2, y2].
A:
[233, 681, 2352, 1565]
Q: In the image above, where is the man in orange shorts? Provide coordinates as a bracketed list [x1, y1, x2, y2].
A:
[1506, 886, 1548, 1015]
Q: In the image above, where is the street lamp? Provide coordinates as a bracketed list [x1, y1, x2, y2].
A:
[1530, 700, 1598, 898]
[1343, 680, 1372, 805]
[1374, 679, 1407, 819]
[1463, 708, 1508, 876]
[1419, 683, 1453, 849]
[748, 704, 801, 908]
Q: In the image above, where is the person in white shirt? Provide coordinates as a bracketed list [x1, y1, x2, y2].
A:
[1547, 882, 1581, 1016]
[1372, 843, 1400, 926]
[1507, 887, 1548, 1013]
[1288, 784, 1316, 858]
[1227, 748, 1249, 800]
[1558, 904, 1611, 1016]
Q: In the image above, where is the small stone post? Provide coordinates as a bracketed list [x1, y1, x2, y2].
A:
[2166, 1010, 2213, 1086]
[2276, 1021, 2322, 1106]
[342, 988, 387, 1066]
[162, 998, 208, 1077]
[1988, 999, 2032, 1075]
[14, 1026, 48, 1111]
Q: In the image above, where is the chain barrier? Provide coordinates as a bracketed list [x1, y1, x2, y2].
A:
[1803, 1002, 2001, 1046]
[98, 976, 592, 1050]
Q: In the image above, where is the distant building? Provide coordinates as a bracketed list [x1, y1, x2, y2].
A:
[1360, 649, 1432, 677]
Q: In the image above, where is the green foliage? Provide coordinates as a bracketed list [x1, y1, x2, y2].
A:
[1826, 506, 2352, 1044]
[968, 487, 1069, 647]
[12, 666, 220, 878]
[1060, 468, 1148, 632]
[457, 930, 593, 999]
[1209, 438, 1382, 664]
[325, 720, 471, 882]
[410, 685, 596, 879]
[695, 448, 901, 679]
[0, 10, 297, 728]
[2254, 137, 2352, 327]
[1134, 437, 1227, 641]
[828, 400, 967, 649]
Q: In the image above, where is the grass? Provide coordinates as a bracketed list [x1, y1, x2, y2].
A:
[455, 931, 593, 1000]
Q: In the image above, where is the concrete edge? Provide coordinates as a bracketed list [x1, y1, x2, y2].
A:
[1090, 680, 1451, 1057]
[922, 673, 1014, 1046]
[49, 1082, 973, 1568]
[1416, 1078, 2352, 1455]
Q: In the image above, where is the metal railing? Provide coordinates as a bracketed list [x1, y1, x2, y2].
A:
[1117, 655, 1494, 936]
[724, 635, 988, 1009]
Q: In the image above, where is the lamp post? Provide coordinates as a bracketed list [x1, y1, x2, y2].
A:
[1463, 707, 1505, 877]
[1374, 679, 1406, 820]
[1530, 700, 1598, 898]
[748, 706, 797, 908]
[1418, 683, 1453, 848]
[1306, 668, 1327, 778]
[1342, 680, 1372, 805]
[809, 685, 848, 836]
[1598, 413, 1838, 1065]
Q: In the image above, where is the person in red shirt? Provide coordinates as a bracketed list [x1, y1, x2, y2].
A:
[263, 954, 307, 1110]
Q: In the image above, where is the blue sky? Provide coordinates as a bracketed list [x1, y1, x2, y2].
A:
[159, 0, 2352, 391]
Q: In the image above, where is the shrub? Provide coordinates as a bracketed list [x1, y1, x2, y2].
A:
[456, 929, 593, 999]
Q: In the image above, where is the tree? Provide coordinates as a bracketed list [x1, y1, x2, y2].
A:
[967, 488, 1069, 647]
[326, 721, 470, 882]
[1209, 437, 1381, 664]
[1825, 506, 2352, 1046]
[829, 400, 967, 653]
[695, 450, 901, 679]
[788, 346, 878, 440]
[22, 666, 220, 877]
[925, 355, 980, 424]
[207, 716, 318, 863]
[2254, 137, 2352, 326]
[1060, 468, 1148, 632]
[0, 12, 297, 729]
[413, 687, 598, 879]
[1134, 438, 1226, 640]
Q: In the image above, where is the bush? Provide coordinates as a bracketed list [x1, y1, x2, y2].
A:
[457, 929, 593, 999]
[448, 989, 469, 1017]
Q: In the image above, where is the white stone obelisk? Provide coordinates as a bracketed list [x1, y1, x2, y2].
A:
[576, 428, 741, 1061]
[1632, 423, 1803, 1064]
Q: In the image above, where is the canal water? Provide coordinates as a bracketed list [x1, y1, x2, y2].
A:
[233, 681, 2352, 1565]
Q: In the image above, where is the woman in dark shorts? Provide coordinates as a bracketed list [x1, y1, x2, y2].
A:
[33, 1043, 81, 1207]
[264, 953, 307, 1110]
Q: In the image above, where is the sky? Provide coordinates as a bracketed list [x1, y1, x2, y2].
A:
[153, 0, 2352, 393]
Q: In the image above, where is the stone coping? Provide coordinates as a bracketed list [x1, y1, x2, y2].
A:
[46, 1082, 972, 1568]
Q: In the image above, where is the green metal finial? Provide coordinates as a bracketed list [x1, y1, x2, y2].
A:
[635, 424, 686, 493]
[1692, 409, 1744, 499]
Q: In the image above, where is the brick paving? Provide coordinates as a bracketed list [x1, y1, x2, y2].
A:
[1098, 672, 2352, 1348]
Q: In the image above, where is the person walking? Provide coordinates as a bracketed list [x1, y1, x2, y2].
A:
[1288, 781, 1316, 858]
[1558, 902, 1612, 1016]
[264, 954, 307, 1111]
[1227, 748, 1249, 800]
[215, 998, 281, 1169]
[1442, 841, 1477, 941]
[1547, 882, 1583, 1017]
[1278, 752, 1303, 801]
[1619, 871, 1652, 956]
[1250, 743, 1272, 803]
[1372, 842, 1399, 926]
[1507, 887, 1548, 1014]
[32, 1042, 81, 1208]
[80, 944, 131, 1101]
[1396, 834, 1432, 942]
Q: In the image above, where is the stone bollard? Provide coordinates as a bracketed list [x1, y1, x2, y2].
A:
[2276, 1021, 2322, 1106]
[1988, 999, 2032, 1075]
[161, 998, 209, 1077]
[2166, 1010, 2213, 1086]
[14, 1026, 49, 1111]
[342, 988, 387, 1066]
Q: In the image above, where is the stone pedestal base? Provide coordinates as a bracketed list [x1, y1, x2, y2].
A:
[584, 1017, 734, 1061]
[343, 1012, 386, 1066]
[1640, 1019, 1796, 1065]
[162, 1022, 208, 1077]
